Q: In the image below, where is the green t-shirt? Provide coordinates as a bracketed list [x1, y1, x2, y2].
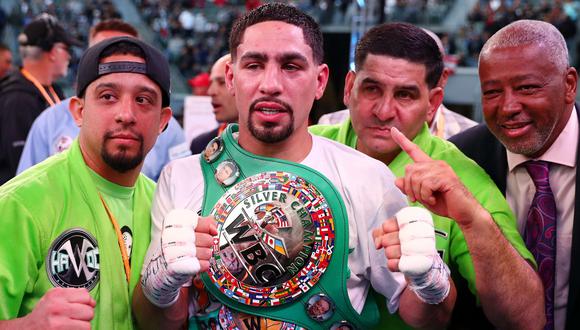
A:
[310, 119, 535, 329]
[89, 169, 135, 259]
[0, 140, 154, 329]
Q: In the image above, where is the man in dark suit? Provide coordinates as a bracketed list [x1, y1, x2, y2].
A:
[190, 54, 238, 154]
[450, 19, 579, 330]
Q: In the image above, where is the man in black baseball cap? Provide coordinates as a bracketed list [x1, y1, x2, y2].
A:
[70, 35, 172, 179]
[75, 36, 171, 107]
[0, 13, 82, 184]
[18, 13, 83, 50]
[0, 36, 172, 329]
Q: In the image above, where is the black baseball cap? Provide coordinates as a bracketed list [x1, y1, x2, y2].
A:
[18, 13, 82, 51]
[76, 36, 171, 107]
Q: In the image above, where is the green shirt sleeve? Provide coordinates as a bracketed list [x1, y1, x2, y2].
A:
[0, 194, 43, 319]
[434, 142, 536, 299]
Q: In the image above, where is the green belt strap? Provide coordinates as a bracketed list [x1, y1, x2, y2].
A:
[199, 124, 379, 329]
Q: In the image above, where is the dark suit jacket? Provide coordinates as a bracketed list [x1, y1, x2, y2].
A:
[449, 108, 580, 329]
[190, 127, 219, 155]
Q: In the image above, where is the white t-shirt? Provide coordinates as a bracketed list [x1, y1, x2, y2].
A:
[145, 134, 408, 314]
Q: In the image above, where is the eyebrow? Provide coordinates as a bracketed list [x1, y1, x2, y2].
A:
[510, 74, 545, 84]
[482, 74, 544, 87]
[277, 52, 309, 65]
[94, 82, 118, 90]
[240, 51, 310, 65]
[360, 77, 420, 93]
[360, 77, 382, 85]
[136, 85, 159, 96]
[94, 82, 160, 98]
[396, 85, 421, 94]
[240, 52, 268, 63]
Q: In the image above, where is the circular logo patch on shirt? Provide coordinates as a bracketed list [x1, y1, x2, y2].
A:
[208, 171, 335, 307]
[46, 228, 100, 290]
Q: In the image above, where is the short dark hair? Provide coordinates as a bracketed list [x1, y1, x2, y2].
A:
[355, 23, 443, 89]
[0, 44, 9, 52]
[229, 3, 323, 64]
[90, 19, 139, 40]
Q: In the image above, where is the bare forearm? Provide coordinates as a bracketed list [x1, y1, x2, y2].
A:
[132, 281, 189, 330]
[458, 206, 545, 329]
[398, 280, 456, 329]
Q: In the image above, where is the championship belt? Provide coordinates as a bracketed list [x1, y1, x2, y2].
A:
[199, 124, 379, 329]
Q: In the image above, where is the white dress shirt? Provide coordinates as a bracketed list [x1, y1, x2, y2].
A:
[506, 108, 578, 330]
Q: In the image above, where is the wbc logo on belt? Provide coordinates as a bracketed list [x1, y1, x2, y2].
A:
[209, 171, 336, 307]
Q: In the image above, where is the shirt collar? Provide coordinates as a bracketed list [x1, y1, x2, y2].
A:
[339, 116, 359, 148]
[507, 106, 578, 172]
[429, 105, 443, 134]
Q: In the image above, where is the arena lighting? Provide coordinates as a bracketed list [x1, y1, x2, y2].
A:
[349, 0, 370, 71]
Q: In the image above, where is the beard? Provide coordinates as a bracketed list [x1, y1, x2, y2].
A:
[101, 131, 144, 173]
[494, 123, 553, 157]
[247, 98, 294, 143]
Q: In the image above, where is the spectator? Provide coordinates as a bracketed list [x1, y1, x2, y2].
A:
[190, 54, 238, 154]
[423, 28, 477, 139]
[188, 71, 210, 95]
[0, 44, 12, 79]
[0, 13, 82, 184]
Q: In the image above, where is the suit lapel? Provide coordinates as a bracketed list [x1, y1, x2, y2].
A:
[494, 135, 508, 194]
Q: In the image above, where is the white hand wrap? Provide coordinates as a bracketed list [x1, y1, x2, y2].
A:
[396, 207, 436, 276]
[141, 209, 201, 308]
[396, 207, 450, 304]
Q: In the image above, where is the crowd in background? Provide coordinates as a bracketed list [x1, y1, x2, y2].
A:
[134, 0, 237, 78]
[0, 0, 122, 85]
[1, 0, 580, 93]
[0, 0, 460, 84]
[451, 0, 579, 66]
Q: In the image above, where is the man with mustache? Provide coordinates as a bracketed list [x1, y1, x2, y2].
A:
[17, 19, 190, 182]
[190, 53, 239, 155]
[316, 29, 477, 140]
[309, 22, 543, 329]
[0, 37, 172, 329]
[450, 20, 580, 330]
[134, 3, 455, 329]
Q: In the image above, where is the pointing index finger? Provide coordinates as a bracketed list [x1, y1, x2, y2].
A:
[391, 127, 431, 162]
